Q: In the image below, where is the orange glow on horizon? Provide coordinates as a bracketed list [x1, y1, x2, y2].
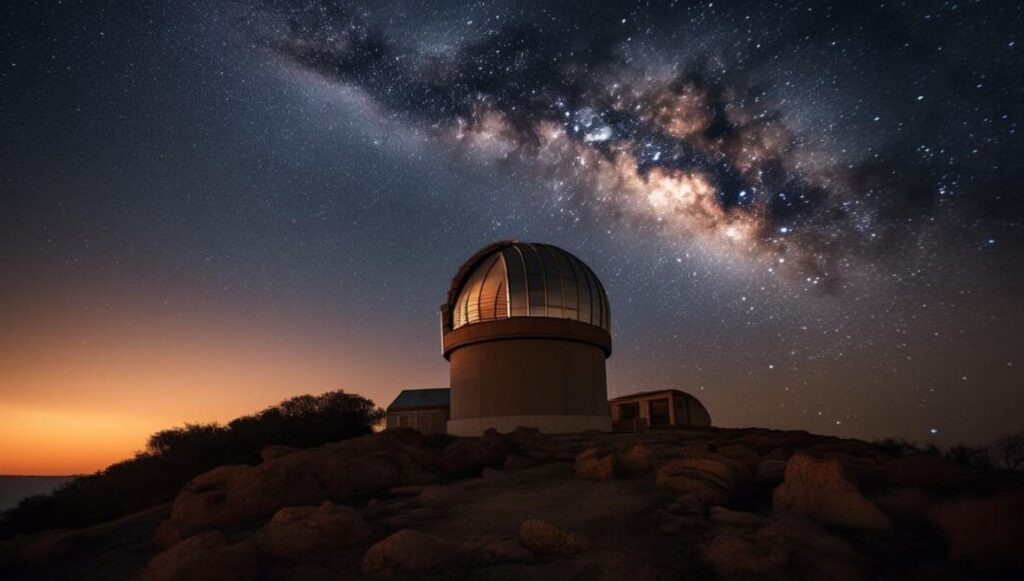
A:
[0, 300, 446, 475]
[0, 404, 166, 475]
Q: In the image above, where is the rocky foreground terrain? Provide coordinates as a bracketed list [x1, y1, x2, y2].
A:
[2, 426, 1023, 580]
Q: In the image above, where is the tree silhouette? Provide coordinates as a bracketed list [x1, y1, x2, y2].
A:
[993, 431, 1024, 472]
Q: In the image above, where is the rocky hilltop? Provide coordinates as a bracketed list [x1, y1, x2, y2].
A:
[2, 426, 1022, 580]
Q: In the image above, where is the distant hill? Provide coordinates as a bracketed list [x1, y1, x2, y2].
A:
[0, 476, 74, 511]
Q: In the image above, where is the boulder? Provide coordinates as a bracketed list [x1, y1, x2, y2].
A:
[260, 445, 298, 463]
[467, 561, 595, 581]
[379, 508, 443, 531]
[614, 443, 654, 476]
[164, 431, 441, 538]
[822, 452, 879, 482]
[0, 529, 79, 568]
[929, 491, 1024, 571]
[574, 444, 654, 480]
[481, 467, 506, 480]
[674, 446, 752, 479]
[387, 485, 425, 496]
[755, 459, 788, 484]
[656, 459, 736, 505]
[502, 453, 539, 469]
[574, 448, 614, 480]
[144, 531, 259, 581]
[361, 529, 456, 577]
[773, 453, 892, 530]
[763, 448, 793, 462]
[255, 501, 368, 559]
[442, 431, 510, 476]
[477, 539, 534, 563]
[418, 485, 460, 508]
[759, 515, 863, 581]
[701, 533, 789, 576]
[702, 514, 863, 580]
[168, 464, 304, 535]
[717, 444, 761, 472]
[153, 520, 186, 549]
[505, 426, 546, 450]
[878, 455, 964, 488]
[709, 506, 769, 528]
[517, 520, 583, 555]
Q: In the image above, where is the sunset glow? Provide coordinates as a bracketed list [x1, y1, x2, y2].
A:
[0, 302, 445, 474]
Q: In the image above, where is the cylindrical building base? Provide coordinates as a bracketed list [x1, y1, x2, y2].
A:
[447, 414, 611, 436]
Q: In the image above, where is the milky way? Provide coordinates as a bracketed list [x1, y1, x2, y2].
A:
[251, 0, 1022, 287]
[1, 0, 1022, 465]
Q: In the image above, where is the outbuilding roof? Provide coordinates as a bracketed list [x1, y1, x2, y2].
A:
[387, 388, 451, 411]
[608, 388, 701, 402]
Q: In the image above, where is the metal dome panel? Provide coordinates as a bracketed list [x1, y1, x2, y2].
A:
[449, 242, 610, 331]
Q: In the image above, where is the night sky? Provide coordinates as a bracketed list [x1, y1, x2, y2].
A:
[2, 1, 1022, 474]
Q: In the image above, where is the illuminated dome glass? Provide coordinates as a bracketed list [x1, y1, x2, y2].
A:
[449, 242, 610, 331]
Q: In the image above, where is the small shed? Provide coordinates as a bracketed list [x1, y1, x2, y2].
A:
[608, 389, 711, 430]
[385, 388, 450, 434]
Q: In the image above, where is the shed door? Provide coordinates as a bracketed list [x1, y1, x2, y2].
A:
[649, 398, 670, 427]
[619, 402, 640, 419]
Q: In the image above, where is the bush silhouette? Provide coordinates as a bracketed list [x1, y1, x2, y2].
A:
[993, 431, 1024, 471]
[0, 390, 383, 539]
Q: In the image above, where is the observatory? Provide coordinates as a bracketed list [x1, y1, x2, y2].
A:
[440, 241, 613, 436]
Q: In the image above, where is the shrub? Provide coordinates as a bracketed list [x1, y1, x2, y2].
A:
[943, 445, 993, 471]
[992, 431, 1024, 472]
[872, 437, 923, 458]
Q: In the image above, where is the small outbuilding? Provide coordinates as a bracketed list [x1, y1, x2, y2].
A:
[608, 389, 711, 430]
[385, 388, 450, 434]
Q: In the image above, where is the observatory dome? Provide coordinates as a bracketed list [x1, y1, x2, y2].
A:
[444, 241, 610, 332]
[440, 241, 613, 436]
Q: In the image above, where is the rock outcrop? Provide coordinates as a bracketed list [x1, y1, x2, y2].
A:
[574, 444, 654, 480]
[574, 448, 615, 480]
[755, 459, 788, 484]
[361, 529, 456, 577]
[656, 458, 737, 505]
[144, 532, 258, 581]
[259, 445, 298, 463]
[5, 426, 1024, 580]
[254, 501, 368, 559]
[773, 453, 892, 530]
[701, 530, 789, 576]
[164, 430, 439, 540]
[441, 429, 509, 476]
[614, 443, 654, 476]
[517, 519, 583, 555]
